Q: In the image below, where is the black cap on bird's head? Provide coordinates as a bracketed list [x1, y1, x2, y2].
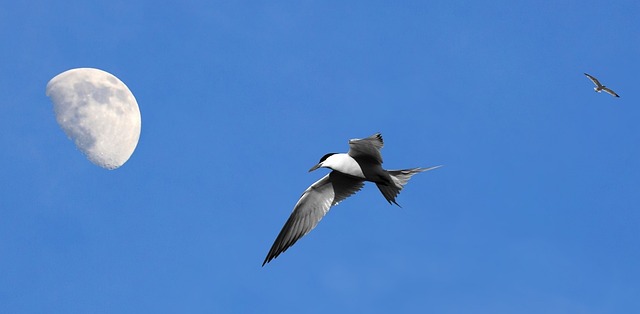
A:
[319, 153, 337, 163]
[309, 153, 337, 172]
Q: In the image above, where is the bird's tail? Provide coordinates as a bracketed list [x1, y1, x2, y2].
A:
[376, 166, 441, 206]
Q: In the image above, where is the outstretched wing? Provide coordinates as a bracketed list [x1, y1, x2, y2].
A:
[262, 171, 364, 266]
[347, 133, 384, 164]
[602, 87, 620, 98]
[584, 73, 602, 87]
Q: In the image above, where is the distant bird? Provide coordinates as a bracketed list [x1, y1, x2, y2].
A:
[584, 73, 620, 97]
[262, 133, 440, 266]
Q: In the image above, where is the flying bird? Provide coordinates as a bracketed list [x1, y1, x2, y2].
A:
[584, 73, 620, 97]
[262, 133, 440, 266]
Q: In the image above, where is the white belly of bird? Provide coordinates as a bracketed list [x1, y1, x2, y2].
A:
[333, 156, 365, 179]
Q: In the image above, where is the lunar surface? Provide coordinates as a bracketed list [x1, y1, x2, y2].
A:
[46, 68, 141, 170]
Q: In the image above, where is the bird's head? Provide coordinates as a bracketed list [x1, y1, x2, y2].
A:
[309, 153, 338, 172]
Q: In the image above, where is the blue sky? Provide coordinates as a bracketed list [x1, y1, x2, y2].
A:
[1, 0, 639, 313]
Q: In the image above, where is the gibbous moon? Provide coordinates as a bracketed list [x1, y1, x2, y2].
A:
[46, 68, 141, 170]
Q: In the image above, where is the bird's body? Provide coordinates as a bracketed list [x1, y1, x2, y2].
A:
[314, 153, 366, 179]
[584, 73, 620, 97]
[262, 133, 440, 266]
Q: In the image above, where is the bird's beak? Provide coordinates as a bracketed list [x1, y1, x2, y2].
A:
[308, 163, 322, 172]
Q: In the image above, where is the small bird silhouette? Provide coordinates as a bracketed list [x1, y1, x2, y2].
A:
[584, 73, 620, 97]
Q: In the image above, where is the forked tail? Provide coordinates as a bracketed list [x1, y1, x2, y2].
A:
[376, 165, 441, 206]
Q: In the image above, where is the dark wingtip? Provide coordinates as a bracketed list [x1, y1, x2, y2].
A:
[262, 249, 277, 266]
[262, 256, 272, 267]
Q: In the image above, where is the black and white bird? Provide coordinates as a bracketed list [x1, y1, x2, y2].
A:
[584, 73, 620, 97]
[262, 133, 440, 266]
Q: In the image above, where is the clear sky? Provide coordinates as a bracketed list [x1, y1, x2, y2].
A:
[1, 1, 639, 313]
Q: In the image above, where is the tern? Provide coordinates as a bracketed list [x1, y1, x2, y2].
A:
[262, 133, 440, 266]
[584, 73, 620, 97]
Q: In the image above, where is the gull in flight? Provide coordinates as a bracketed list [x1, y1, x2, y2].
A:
[262, 133, 440, 266]
[584, 73, 620, 97]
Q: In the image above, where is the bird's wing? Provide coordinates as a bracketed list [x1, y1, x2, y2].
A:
[584, 73, 602, 87]
[262, 171, 364, 265]
[329, 171, 366, 206]
[602, 87, 620, 97]
[347, 133, 384, 163]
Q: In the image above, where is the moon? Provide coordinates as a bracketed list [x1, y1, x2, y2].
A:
[46, 68, 141, 170]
